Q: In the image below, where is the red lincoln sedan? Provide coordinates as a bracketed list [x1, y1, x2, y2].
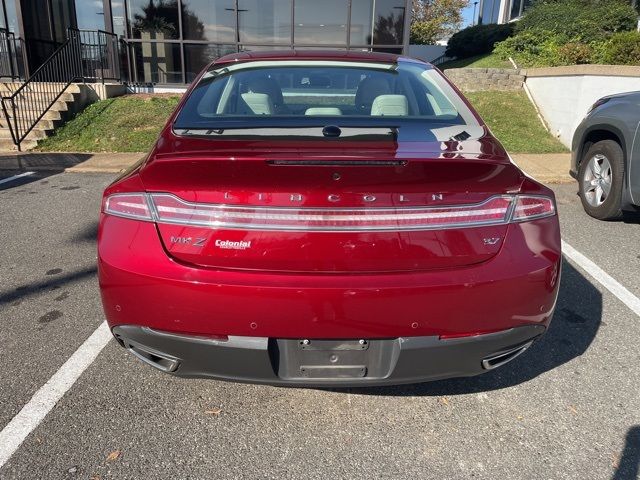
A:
[98, 50, 561, 387]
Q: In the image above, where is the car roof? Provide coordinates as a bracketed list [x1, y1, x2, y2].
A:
[211, 49, 423, 68]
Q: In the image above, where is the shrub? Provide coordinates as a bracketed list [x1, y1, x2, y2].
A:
[557, 42, 595, 65]
[494, 31, 566, 67]
[445, 23, 515, 59]
[516, 0, 637, 43]
[493, 0, 637, 67]
[597, 31, 640, 65]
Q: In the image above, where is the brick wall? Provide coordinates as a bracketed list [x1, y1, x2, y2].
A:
[443, 68, 525, 92]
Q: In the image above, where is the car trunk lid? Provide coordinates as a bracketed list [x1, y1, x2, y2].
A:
[140, 140, 523, 273]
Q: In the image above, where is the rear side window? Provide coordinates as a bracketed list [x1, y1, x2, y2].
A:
[174, 60, 479, 130]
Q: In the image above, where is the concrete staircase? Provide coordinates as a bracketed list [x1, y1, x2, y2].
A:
[0, 82, 82, 151]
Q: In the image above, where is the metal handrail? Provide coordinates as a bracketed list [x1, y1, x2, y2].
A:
[0, 28, 120, 151]
[0, 28, 23, 80]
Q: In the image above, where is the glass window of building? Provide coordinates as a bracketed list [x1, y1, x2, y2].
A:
[238, 0, 292, 45]
[74, 0, 106, 31]
[350, 0, 405, 47]
[184, 43, 236, 82]
[294, 0, 348, 45]
[479, 0, 500, 24]
[510, 0, 522, 20]
[372, 0, 405, 45]
[132, 41, 182, 83]
[181, 0, 236, 42]
[51, 0, 75, 42]
[350, 0, 373, 46]
[0, 0, 409, 85]
[128, 0, 180, 40]
[2, 0, 18, 33]
[508, 0, 532, 21]
[111, 0, 127, 37]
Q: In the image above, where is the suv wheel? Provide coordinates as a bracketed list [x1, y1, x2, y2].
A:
[578, 140, 624, 220]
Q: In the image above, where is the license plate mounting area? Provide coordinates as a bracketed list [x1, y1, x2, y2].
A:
[274, 338, 400, 381]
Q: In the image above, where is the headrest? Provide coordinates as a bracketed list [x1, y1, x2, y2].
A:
[241, 92, 274, 115]
[355, 77, 391, 111]
[371, 95, 408, 116]
[246, 76, 284, 106]
[305, 107, 342, 116]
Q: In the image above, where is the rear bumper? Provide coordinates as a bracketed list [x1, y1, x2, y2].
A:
[99, 216, 561, 339]
[113, 324, 546, 387]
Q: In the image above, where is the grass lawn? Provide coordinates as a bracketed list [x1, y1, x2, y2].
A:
[466, 91, 567, 154]
[36, 95, 181, 153]
[440, 53, 512, 70]
[37, 90, 565, 155]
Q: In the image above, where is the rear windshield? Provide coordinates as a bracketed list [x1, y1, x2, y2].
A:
[174, 60, 480, 135]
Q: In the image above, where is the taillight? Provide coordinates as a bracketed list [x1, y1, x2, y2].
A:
[103, 193, 555, 231]
[149, 194, 515, 231]
[512, 195, 555, 222]
[104, 193, 153, 221]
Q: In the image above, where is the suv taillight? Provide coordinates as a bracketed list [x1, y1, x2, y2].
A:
[104, 193, 555, 231]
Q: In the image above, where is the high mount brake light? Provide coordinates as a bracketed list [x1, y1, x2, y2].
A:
[104, 193, 555, 231]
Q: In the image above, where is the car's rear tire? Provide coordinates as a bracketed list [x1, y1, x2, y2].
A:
[578, 140, 624, 220]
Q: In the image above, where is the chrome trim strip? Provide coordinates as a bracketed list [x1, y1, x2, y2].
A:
[148, 193, 516, 232]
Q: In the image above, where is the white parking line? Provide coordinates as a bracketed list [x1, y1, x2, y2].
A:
[0, 321, 111, 469]
[563, 240, 640, 317]
[0, 171, 35, 186]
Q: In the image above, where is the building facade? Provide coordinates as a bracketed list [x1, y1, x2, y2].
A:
[0, 0, 411, 86]
[478, 0, 531, 25]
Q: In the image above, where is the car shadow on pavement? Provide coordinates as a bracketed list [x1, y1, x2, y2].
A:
[353, 259, 602, 396]
[0, 266, 97, 307]
[613, 426, 640, 480]
[0, 153, 94, 191]
[68, 220, 99, 244]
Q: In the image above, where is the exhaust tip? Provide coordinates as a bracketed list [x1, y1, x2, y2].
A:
[482, 341, 533, 370]
[115, 335, 181, 373]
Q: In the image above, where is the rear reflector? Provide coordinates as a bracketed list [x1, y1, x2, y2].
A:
[104, 193, 555, 232]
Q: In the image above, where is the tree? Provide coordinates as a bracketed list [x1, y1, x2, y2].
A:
[410, 0, 469, 44]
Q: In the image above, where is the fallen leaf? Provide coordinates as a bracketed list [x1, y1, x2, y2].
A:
[568, 405, 578, 415]
[439, 397, 450, 406]
[205, 408, 222, 416]
[106, 450, 121, 462]
[612, 452, 621, 469]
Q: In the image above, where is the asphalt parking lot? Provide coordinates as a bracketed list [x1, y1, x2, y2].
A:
[1, 168, 639, 480]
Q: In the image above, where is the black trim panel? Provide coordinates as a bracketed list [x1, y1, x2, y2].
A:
[112, 324, 546, 387]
